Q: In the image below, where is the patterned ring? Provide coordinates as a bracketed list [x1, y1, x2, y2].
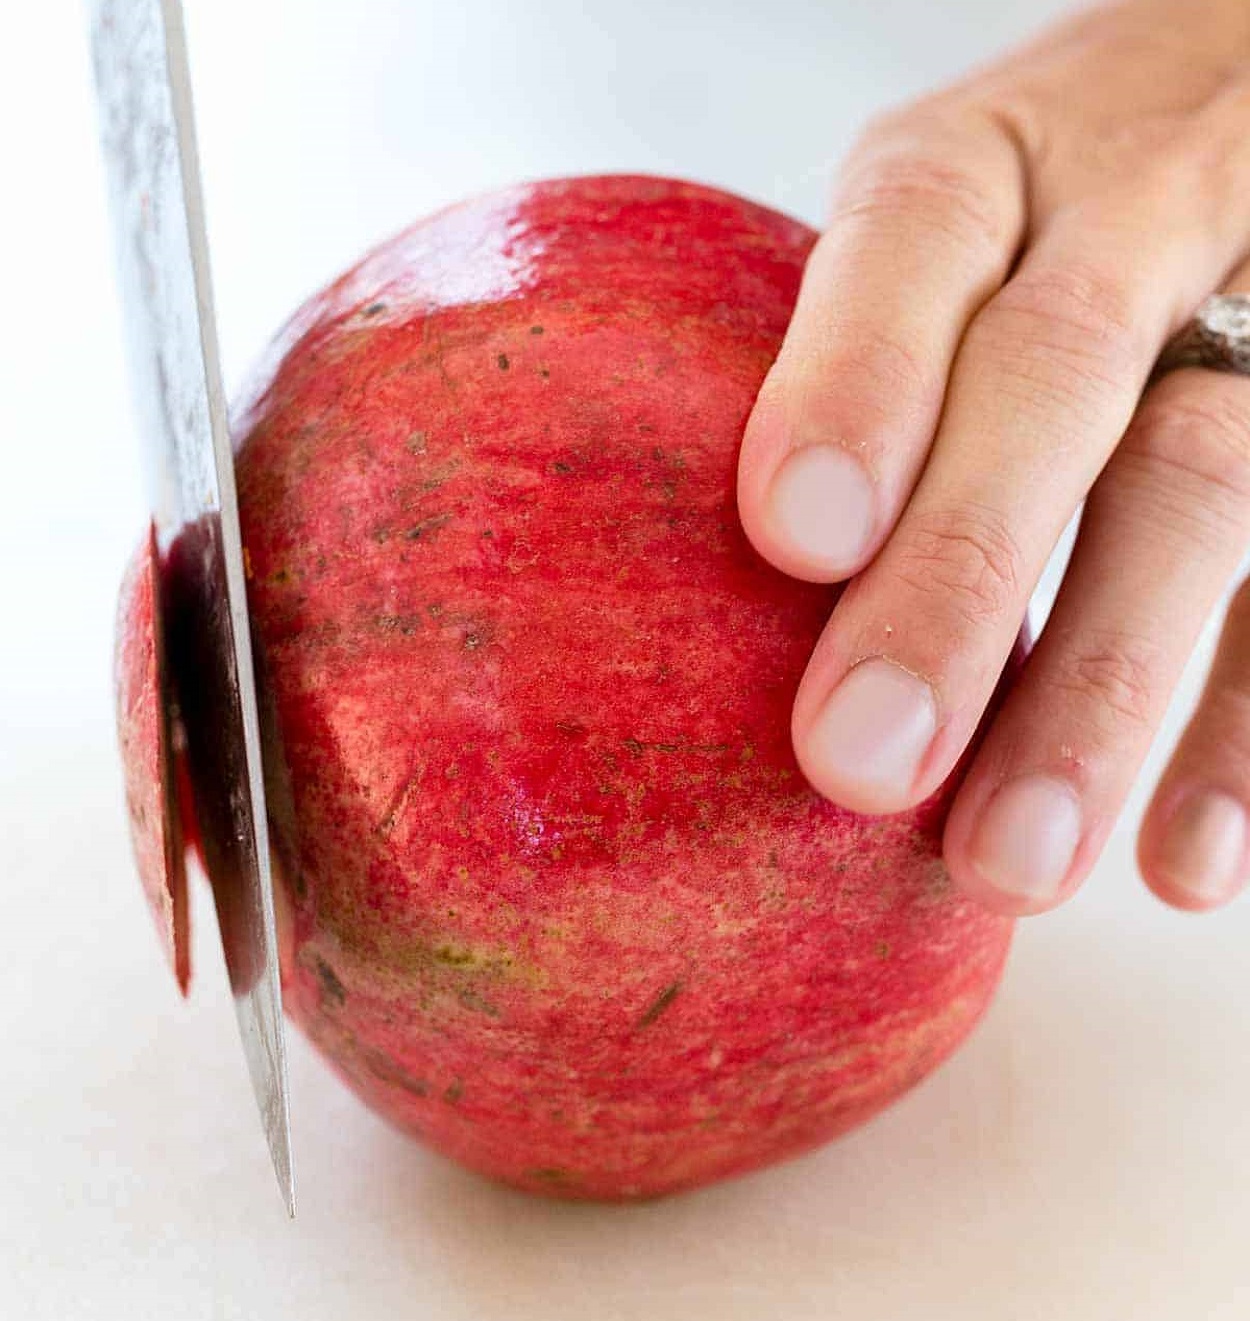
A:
[1153, 293, 1250, 380]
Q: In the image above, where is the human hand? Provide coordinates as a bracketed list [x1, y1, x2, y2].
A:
[737, 0, 1250, 915]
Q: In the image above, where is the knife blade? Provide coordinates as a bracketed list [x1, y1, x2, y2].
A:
[88, 0, 294, 1216]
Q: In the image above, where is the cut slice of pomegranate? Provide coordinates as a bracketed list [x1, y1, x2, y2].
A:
[114, 524, 191, 994]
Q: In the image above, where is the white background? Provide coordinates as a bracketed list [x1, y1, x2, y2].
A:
[3, 1, 1249, 1317]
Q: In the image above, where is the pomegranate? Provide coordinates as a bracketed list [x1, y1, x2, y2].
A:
[116, 175, 1017, 1199]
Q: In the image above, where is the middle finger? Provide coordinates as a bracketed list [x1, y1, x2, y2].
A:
[791, 167, 1247, 816]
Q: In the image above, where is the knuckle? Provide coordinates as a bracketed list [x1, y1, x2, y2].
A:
[835, 147, 1009, 254]
[1133, 385, 1250, 510]
[1209, 681, 1250, 731]
[797, 321, 936, 420]
[1186, 682, 1250, 775]
[763, 320, 937, 453]
[975, 263, 1144, 394]
[1166, 579, 1250, 776]
[1053, 629, 1164, 728]
[890, 502, 1024, 629]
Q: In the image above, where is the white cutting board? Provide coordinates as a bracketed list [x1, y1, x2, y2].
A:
[4, 1, 1248, 1316]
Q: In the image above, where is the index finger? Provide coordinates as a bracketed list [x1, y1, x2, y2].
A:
[737, 105, 1024, 583]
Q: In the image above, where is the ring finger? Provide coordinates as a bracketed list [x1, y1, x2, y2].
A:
[943, 254, 1250, 913]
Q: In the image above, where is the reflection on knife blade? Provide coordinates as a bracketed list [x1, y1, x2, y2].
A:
[88, 0, 294, 1214]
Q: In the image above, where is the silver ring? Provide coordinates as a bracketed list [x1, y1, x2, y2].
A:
[1153, 293, 1250, 379]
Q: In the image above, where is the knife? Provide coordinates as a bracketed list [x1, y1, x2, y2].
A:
[88, 0, 294, 1215]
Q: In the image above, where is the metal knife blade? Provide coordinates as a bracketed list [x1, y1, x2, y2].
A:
[88, 0, 294, 1216]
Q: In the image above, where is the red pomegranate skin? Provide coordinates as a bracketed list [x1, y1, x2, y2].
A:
[115, 526, 189, 994]
[127, 175, 1018, 1199]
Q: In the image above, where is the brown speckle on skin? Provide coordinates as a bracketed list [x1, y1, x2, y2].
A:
[364, 1048, 430, 1097]
[524, 1167, 574, 1185]
[434, 944, 475, 967]
[406, 513, 452, 542]
[314, 957, 347, 1008]
[444, 1077, 465, 1104]
[378, 613, 422, 635]
[376, 766, 424, 836]
[497, 353, 510, 370]
[458, 987, 501, 1017]
[639, 980, 682, 1028]
[416, 458, 461, 493]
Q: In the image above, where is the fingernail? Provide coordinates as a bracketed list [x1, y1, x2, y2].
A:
[969, 775, 1082, 905]
[768, 445, 875, 574]
[1156, 791, 1246, 906]
[806, 659, 937, 810]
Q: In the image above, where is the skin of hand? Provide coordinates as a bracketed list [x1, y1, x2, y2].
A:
[737, 0, 1250, 916]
